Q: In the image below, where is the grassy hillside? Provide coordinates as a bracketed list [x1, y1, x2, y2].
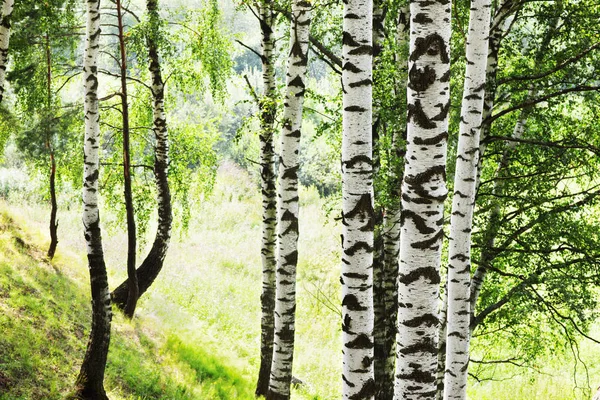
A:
[2, 163, 600, 399]
[0, 202, 255, 399]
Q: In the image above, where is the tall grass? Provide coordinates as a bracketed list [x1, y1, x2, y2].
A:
[3, 162, 600, 399]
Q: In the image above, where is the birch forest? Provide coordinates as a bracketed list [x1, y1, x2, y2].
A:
[1, 0, 600, 399]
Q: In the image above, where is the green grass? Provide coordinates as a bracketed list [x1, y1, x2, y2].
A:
[3, 162, 600, 399]
[0, 201, 256, 399]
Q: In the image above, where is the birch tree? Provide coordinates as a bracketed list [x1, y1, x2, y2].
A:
[0, 0, 14, 103]
[74, 0, 112, 397]
[267, 1, 311, 398]
[394, 0, 451, 396]
[341, 0, 375, 398]
[443, 0, 491, 397]
[255, 0, 278, 397]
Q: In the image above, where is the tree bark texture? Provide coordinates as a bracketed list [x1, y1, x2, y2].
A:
[476, 0, 519, 188]
[443, 0, 491, 398]
[256, 0, 278, 397]
[376, 7, 409, 399]
[372, 2, 388, 398]
[115, 0, 139, 319]
[45, 34, 59, 260]
[394, 0, 451, 397]
[0, 0, 14, 104]
[266, 2, 311, 399]
[75, 0, 112, 397]
[435, 282, 448, 400]
[341, 0, 375, 398]
[110, 0, 173, 313]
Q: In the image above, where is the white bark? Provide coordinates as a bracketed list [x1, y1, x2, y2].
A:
[267, 2, 311, 398]
[394, 0, 451, 397]
[256, 1, 278, 396]
[341, 0, 374, 398]
[0, 0, 15, 103]
[443, 0, 492, 398]
[83, 0, 103, 256]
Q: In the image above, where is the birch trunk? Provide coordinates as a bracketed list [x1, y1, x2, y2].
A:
[266, 2, 311, 398]
[341, 0, 375, 398]
[0, 0, 14, 104]
[476, 0, 518, 188]
[45, 34, 59, 260]
[372, 2, 387, 397]
[394, 0, 451, 396]
[373, 5, 408, 400]
[379, 8, 409, 398]
[110, 0, 173, 313]
[75, 0, 112, 397]
[435, 282, 448, 400]
[256, 1, 278, 396]
[443, 0, 491, 398]
[115, 0, 139, 319]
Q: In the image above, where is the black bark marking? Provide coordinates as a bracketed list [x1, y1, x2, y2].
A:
[344, 193, 374, 224]
[346, 334, 374, 349]
[349, 378, 376, 399]
[412, 131, 448, 146]
[345, 241, 374, 256]
[409, 33, 450, 63]
[343, 294, 368, 311]
[343, 62, 362, 73]
[408, 64, 436, 92]
[411, 229, 444, 250]
[399, 266, 440, 285]
[401, 313, 438, 328]
[407, 100, 436, 129]
[401, 210, 436, 234]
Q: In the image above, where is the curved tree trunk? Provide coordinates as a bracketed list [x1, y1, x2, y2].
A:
[266, 2, 311, 399]
[75, 0, 112, 397]
[341, 0, 375, 398]
[115, 0, 139, 319]
[110, 0, 173, 314]
[443, 0, 492, 397]
[255, 0, 278, 397]
[45, 33, 59, 260]
[394, 0, 451, 396]
[0, 0, 14, 104]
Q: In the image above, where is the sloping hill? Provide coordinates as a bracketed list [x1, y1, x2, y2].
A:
[0, 204, 255, 400]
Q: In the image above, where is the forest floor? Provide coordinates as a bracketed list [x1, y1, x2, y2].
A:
[1, 162, 600, 399]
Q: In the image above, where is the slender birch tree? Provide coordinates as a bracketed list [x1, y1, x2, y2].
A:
[74, 0, 112, 397]
[0, 0, 14, 104]
[341, 0, 375, 398]
[394, 0, 451, 397]
[114, 0, 139, 319]
[443, 0, 492, 397]
[255, 0, 278, 397]
[267, 1, 311, 398]
[376, 6, 409, 398]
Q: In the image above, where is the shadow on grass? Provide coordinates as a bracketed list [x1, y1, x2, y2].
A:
[164, 336, 255, 400]
[0, 208, 256, 400]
